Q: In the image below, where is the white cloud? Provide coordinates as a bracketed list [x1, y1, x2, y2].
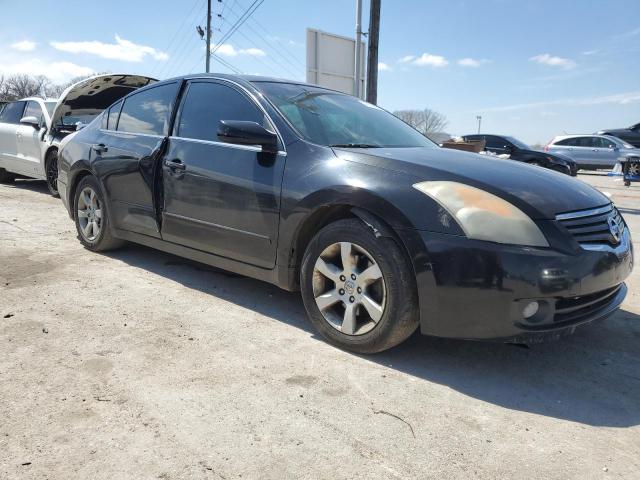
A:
[412, 53, 448, 67]
[213, 43, 266, 57]
[581, 49, 601, 56]
[50, 34, 168, 62]
[530, 53, 576, 69]
[481, 91, 640, 113]
[378, 62, 391, 71]
[0, 59, 94, 83]
[11, 40, 36, 52]
[398, 55, 416, 64]
[457, 57, 490, 67]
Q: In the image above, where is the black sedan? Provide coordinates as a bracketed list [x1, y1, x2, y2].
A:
[57, 75, 633, 353]
[463, 134, 578, 175]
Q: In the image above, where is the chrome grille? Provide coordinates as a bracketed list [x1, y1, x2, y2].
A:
[556, 204, 625, 246]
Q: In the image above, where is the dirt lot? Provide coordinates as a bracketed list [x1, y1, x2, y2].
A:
[1, 173, 639, 479]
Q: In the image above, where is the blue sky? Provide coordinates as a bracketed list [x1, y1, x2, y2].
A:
[1, 0, 639, 143]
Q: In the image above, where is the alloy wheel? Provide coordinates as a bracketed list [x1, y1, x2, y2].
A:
[312, 242, 386, 335]
[77, 187, 102, 241]
[629, 163, 640, 176]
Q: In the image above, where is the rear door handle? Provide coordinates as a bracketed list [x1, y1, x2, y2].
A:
[164, 159, 186, 171]
[92, 143, 108, 154]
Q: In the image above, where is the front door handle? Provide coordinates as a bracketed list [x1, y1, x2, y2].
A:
[92, 143, 108, 154]
[164, 159, 186, 171]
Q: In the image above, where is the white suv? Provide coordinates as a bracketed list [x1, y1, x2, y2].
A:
[0, 74, 156, 195]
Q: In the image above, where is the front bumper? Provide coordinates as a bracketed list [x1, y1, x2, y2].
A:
[405, 227, 633, 342]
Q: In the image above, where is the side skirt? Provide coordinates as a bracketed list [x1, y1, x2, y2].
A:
[113, 228, 285, 288]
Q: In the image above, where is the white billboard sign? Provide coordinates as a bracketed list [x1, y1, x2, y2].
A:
[306, 28, 366, 98]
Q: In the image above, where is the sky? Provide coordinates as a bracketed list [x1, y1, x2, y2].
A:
[1, 0, 639, 144]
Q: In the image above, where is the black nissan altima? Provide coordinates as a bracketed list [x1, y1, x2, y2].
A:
[57, 74, 634, 353]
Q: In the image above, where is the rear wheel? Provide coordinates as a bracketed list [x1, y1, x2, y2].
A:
[74, 176, 123, 252]
[45, 149, 59, 197]
[0, 168, 15, 184]
[300, 218, 419, 353]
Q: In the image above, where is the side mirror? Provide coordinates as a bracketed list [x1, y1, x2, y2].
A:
[218, 120, 278, 153]
[504, 145, 513, 153]
[20, 116, 40, 129]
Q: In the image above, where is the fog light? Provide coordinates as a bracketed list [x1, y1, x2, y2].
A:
[523, 301, 539, 319]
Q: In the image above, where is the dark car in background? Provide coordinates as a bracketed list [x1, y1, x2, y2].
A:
[463, 134, 578, 176]
[597, 122, 640, 148]
[58, 74, 632, 353]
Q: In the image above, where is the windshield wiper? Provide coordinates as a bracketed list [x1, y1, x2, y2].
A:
[329, 143, 381, 148]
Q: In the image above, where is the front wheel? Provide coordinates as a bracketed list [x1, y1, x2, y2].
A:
[73, 176, 124, 252]
[300, 218, 419, 353]
[45, 149, 59, 197]
[0, 168, 15, 184]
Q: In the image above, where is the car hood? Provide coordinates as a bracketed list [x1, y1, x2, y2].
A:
[333, 146, 609, 219]
[50, 74, 157, 129]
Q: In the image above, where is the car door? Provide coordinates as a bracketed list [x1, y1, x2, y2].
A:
[161, 79, 286, 269]
[591, 137, 619, 168]
[0, 101, 26, 173]
[485, 136, 510, 155]
[15, 100, 47, 177]
[91, 82, 180, 238]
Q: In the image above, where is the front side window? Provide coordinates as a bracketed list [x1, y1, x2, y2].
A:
[117, 83, 178, 136]
[256, 82, 436, 148]
[23, 101, 45, 126]
[0, 101, 26, 124]
[176, 82, 264, 142]
[594, 137, 616, 149]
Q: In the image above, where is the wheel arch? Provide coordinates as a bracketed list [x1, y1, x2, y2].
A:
[67, 166, 94, 220]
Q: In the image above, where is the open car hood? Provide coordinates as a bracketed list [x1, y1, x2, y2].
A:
[50, 74, 157, 130]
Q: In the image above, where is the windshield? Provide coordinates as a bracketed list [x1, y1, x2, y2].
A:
[503, 136, 530, 150]
[44, 101, 57, 118]
[256, 82, 436, 148]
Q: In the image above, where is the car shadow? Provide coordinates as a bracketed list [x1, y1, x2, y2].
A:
[105, 243, 640, 428]
[5, 179, 50, 195]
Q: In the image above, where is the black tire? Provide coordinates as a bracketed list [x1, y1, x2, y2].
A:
[45, 149, 59, 197]
[0, 168, 15, 184]
[73, 175, 124, 252]
[300, 218, 419, 353]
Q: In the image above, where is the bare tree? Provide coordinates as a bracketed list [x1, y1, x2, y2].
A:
[0, 74, 52, 101]
[393, 108, 449, 137]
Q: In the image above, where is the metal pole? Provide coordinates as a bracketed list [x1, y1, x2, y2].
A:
[354, 0, 363, 98]
[205, 0, 212, 72]
[366, 0, 381, 104]
[476, 115, 482, 134]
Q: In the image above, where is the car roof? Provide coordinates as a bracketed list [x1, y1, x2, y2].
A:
[159, 73, 344, 94]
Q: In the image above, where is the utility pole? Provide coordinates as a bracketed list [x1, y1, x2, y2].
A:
[205, 0, 212, 72]
[354, 0, 363, 98]
[366, 0, 381, 104]
[476, 115, 482, 134]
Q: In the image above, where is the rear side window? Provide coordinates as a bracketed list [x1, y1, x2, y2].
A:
[0, 101, 26, 124]
[106, 100, 123, 130]
[23, 101, 45, 126]
[575, 137, 595, 147]
[176, 81, 263, 142]
[117, 83, 178, 136]
[554, 138, 575, 146]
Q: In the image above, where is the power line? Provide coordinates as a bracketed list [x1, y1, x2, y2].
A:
[151, 0, 205, 78]
[222, 0, 304, 78]
[211, 0, 263, 54]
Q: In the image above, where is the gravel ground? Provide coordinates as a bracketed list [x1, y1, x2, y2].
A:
[1, 173, 639, 480]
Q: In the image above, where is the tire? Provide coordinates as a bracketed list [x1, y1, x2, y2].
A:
[73, 175, 124, 252]
[0, 168, 15, 184]
[300, 218, 419, 353]
[45, 149, 59, 197]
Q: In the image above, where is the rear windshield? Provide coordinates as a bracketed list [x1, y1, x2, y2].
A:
[255, 82, 436, 149]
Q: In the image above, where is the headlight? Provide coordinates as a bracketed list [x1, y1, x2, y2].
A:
[413, 181, 549, 247]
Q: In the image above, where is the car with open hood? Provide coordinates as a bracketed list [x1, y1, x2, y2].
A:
[0, 74, 155, 195]
[57, 74, 633, 353]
